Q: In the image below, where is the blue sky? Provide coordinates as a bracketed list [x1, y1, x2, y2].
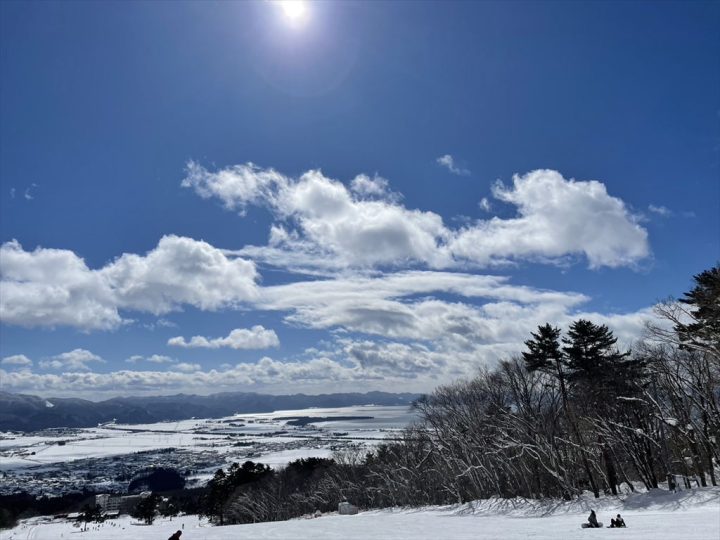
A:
[1, 1, 718, 398]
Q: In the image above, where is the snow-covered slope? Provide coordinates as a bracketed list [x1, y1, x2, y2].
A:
[3, 487, 719, 540]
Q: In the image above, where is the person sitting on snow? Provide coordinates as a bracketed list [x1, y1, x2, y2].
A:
[610, 514, 626, 528]
[168, 531, 182, 540]
[588, 510, 601, 528]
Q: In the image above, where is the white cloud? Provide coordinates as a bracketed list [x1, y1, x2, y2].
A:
[0, 302, 657, 398]
[436, 154, 470, 176]
[181, 160, 287, 214]
[186, 163, 452, 269]
[185, 163, 649, 271]
[126, 354, 176, 364]
[147, 354, 175, 364]
[450, 170, 649, 268]
[0, 356, 368, 398]
[144, 318, 178, 331]
[343, 340, 447, 376]
[102, 235, 259, 314]
[171, 362, 202, 373]
[1, 354, 33, 368]
[349, 174, 398, 201]
[256, 270, 656, 366]
[479, 197, 491, 212]
[0, 235, 259, 330]
[24, 183, 38, 201]
[0, 240, 122, 330]
[39, 349, 104, 371]
[648, 204, 672, 217]
[168, 325, 280, 350]
[257, 271, 587, 347]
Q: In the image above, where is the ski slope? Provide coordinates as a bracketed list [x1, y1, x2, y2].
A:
[3, 487, 718, 540]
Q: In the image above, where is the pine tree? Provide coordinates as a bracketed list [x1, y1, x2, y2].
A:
[676, 265, 720, 359]
[205, 469, 229, 525]
[522, 324, 563, 374]
[562, 319, 631, 403]
[131, 495, 158, 525]
[523, 323, 600, 498]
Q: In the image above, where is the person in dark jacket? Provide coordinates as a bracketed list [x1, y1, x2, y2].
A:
[168, 531, 182, 540]
[610, 514, 626, 528]
[588, 510, 600, 528]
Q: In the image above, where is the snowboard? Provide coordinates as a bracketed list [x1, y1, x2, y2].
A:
[581, 522, 604, 529]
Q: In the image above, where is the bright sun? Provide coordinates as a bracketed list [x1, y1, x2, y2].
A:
[278, 1, 308, 24]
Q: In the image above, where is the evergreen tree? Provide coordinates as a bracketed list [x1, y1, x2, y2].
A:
[562, 319, 632, 402]
[523, 323, 600, 498]
[522, 324, 563, 375]
[676, 265, 720, 358]
[131, 495, 158, 525]
[80, 504, 103, 524]
[205, 469, 229, 525]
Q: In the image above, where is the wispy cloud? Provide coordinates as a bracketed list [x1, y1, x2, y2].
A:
[24, 183, 38, 200]
[436, 154, 470, 176]
[126, 354, 176, 364]
[648, 204, 672, 217]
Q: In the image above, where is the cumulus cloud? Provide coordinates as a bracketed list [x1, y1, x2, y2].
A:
[436, 154, 470, 176]
[0, 240, 122, 330]
[168, 325, 280, 350]
[0, 235, 259, 330]
[102, 235, 258, 314]
[38, 349, 104, 371]
[185, 163, 649, 271]
[450, 170, 649, 268]
[1, 354, 33, 368]
[183, 162, 453, 269]
[181, 161, 287, 214]
[0, 356, 367, 397]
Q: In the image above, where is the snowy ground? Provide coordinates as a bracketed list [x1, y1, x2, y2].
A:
[0, 405, 416, 470]
[0, 405, 416, 495]
[3, 487, 718, 540]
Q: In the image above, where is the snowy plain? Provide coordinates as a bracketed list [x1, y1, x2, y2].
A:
[0, 405, 416, 470]
[3, 487, 719, 540]
[0, 406, 417, 495]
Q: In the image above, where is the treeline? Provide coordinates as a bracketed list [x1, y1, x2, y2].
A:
[0, 490, 97, 529]
[372, 265, 719, 502]
[203, 265, 718, 524]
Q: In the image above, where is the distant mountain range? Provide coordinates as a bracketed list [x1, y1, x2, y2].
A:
[0, 390, 420, 432]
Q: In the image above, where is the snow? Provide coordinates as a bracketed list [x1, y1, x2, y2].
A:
[0, 405, 417, 472]
[3, 487, 718, 540]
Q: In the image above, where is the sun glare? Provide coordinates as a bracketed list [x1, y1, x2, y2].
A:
[278, 1, 308, 25]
